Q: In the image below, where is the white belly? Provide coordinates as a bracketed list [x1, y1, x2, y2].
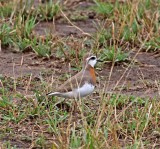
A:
[64, 82, 95, 98]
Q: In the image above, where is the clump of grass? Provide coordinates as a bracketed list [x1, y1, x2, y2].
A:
[0, 23, 15, 47]
[31, 36, 52, 57]
[100, 46, 129, 63]
[0, 0, 59, 26]
[0, 11, 53, 57]
[0, 1, 14, 18]
[14, 16, 37, 39]
[95, 27, 112, 46]
[92, 0, 114, 17]
[15, 35, 53, 57]
[15, 38, 32, 51]
[145, 37, 160, 52]
[37, 1, 60, 21]
[35, 134, 46, 148]
[0, 19, 52, 57]
[120, 19, 139, 42]
[70, 128, 81, 148]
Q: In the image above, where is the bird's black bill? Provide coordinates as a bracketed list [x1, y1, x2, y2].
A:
[97, 59, 103, 62]
[46, 92, 51, 96]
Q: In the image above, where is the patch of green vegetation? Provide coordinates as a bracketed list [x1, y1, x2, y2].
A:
[45, 109, 69, 134]
[37, 1, 60, 21]
[0, 14, 53, 57]
[16, 38, 32, 51]
[92, 0, 114, 17]
[100, 46, 129, 62]
[0, 23, 15, 47]
[120, 19, 139, 41]
[145, 37, 160, 51]
[0, 1, 14, 18]
[14, 16, 37, 39]
[70, 128, 81, 148]
[95, 27, 112, 46]
[35, 134, 46, 148]
[0, 0, 60, 57]
[32, 37, 52, 57]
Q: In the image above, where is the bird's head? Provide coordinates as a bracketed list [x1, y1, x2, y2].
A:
[83, 53, 102, 68]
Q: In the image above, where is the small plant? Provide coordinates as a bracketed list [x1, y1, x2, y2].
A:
[138, 0, 152, 19]
[116, 3, 140, 42]
[121, 24, 138, 42]
[145, 37, 160, 52]
[70, 128, 81, 148]
[14, 16, 37, 39]
[17, 36, 53, 56]
[16, 38, 32, 51]
[95, 28, 112, 46]
[32, 36, 52, 57]
[45, 109, 68, 133]
[100, 46, 129, 62]
[83, 129, 95, 148]
[92, 0, 114, 17]
[13, 15, 54, 57]
[37, 1, 60, 21]
[0, 1, 14, 18]
[0, 23, 15, 47]
[0, 96, 13, 109]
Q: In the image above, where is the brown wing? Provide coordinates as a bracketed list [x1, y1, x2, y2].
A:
[56, 70, 94, 93]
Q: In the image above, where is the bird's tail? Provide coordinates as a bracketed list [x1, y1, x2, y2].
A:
[47, 92, 61, 96]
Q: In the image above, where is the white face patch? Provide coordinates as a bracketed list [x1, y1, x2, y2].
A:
[86, 56, 97, 67]
[88, 59, 97, 67]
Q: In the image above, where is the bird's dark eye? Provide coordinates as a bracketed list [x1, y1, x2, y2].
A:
[90, 56, 96, 60]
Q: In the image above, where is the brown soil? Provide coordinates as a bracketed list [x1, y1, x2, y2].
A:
[34, 20, 96, 37]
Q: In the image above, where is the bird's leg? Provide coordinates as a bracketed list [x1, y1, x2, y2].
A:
[53, 97, 69, 111]
[71, 99, 78, 113]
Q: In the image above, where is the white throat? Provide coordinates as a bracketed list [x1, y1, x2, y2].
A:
[88, 59, 97, 67]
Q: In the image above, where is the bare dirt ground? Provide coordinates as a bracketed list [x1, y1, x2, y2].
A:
[34, 19, 96, 37]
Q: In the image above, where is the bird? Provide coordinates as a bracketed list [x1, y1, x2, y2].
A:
[47, 53, 101, 99]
